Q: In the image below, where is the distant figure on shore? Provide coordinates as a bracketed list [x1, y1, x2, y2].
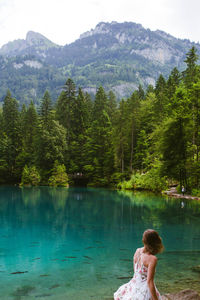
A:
[181, 185, 185, 196]
[114, 229, 164, 300]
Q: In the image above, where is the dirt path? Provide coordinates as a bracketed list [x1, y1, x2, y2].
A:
[163, 187, 200, 201]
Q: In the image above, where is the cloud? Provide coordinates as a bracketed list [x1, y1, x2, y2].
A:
[0, 0, 14, 26]
[0, 0, 200, 47]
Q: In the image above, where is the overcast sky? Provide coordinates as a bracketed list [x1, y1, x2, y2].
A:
[0, 0, 200, 48]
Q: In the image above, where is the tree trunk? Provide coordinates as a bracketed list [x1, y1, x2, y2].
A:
[130, 121, 134, 172]
[121, 144, 124, 173]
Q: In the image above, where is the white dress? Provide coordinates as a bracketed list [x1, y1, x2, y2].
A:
[114, 250, 161, 300]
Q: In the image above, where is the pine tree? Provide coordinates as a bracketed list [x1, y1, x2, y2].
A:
[167, 67, 181, 101]
[84, 87, 115, 185]
[16, 101, 38, 171]
[113, 99, 128, 173]
[126, 92, 140, 171]
[39, 90, 53, 129]
[57, 78, 76, 140]
[2, 90, 21, 181]
[137, 84, 145, 100]
[24, 102, 38, 153]
[56, 78, 77, 171]
[35, 120, 67, 180]
[188, 81, 200, 187]
[107, 91, 117, 124]
[68, 88, 91, 173]
[154, 75, 168, 122]
[183, 46, 199, 89]
[159, 86, 190, 188]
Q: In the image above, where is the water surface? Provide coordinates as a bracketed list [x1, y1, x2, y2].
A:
[0, 186, 200, 299]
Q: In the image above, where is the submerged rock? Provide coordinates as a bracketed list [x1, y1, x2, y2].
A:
[11, 285, 35, 298]
[49, 284, 60, 290]
[35, 294, 52, 298]
[162, 289, 200, 300]
[191, 265, 200, 273]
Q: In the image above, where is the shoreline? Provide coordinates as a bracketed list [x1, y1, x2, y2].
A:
[2, 184, 200, 201]
[163, 187, 200, 201]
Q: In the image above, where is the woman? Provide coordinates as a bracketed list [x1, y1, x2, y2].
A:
[114, 229, 164, 300]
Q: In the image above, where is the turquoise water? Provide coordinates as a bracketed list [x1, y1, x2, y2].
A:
[0, 186, 200, 299]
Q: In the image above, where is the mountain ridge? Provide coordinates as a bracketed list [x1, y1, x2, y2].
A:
[0, 31, 59, 57]
[0, 21, 199, 103]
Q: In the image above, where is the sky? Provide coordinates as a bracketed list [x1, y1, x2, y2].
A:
[0, 0, 200, 48]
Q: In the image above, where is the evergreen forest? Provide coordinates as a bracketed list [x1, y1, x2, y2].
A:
[0, 47, 200, 195]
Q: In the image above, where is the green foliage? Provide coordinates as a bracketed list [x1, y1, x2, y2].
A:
[2, 90, 22, 181]
[48, 161, 69, 187]
[1, 47, 200, 193]
[191, 188, 200, 197]
[35, 120, 67, 177]
[39, 90, 53, 129]
[183, 46, 199, 88]
[110, 172, 129, 187]
[83, 86, 115, 186]
[20, 165, 40, 186]
[0, 133, 10, 183]
[118, 161, 168, 192]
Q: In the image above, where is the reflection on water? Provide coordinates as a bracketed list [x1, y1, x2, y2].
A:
[0, 186, 200, 299]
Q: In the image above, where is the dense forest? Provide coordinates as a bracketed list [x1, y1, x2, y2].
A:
[0, 47, 200, 195]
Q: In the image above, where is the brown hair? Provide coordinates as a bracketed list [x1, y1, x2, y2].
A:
[142, 229, 164, 255]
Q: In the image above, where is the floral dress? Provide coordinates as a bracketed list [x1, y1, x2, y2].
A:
[114, 250, 161, 300]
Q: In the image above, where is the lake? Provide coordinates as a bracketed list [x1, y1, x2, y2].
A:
[0, 186, 200, 299]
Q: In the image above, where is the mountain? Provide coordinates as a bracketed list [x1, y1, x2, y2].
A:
[0, 31, 59, 56]
[0, 21, 200, 104]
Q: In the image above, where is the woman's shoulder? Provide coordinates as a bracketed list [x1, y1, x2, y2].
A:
[148, 253, 158, 265]
[137, 247, 144, 252]
[134, 247, 143, 257]
[142, 252, 157, 268]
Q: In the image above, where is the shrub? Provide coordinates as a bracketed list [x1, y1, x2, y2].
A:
[48, 162, 69, 187]
[191, 188, 200, 197]
[118, 161, 168, 192]
[110, 172, 130, 187]
[20, 165, 40, 186]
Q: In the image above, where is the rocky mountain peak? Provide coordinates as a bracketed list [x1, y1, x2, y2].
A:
[26, 31, 56, 47]
[79, 22, 110, 39]
[79, 21, 143, 40]
[0, 31, 58, 56]
[0, 21, 200, 102]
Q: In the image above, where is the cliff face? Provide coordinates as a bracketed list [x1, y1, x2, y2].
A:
[0, 21, 200, 102]
[78, 22, 197, 67]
